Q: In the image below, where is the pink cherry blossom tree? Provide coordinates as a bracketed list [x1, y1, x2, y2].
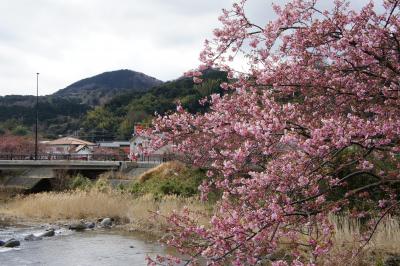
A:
[148, 0, 400, 265]
[0, 135, 39, 156]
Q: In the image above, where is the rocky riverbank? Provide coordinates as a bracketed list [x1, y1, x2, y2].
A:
[0, 189, 211, 240]
[0, 217, 121, 249]
[0, 221, 166, 266]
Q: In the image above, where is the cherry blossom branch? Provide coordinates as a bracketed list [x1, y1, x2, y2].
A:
[354, 201, 399, 258]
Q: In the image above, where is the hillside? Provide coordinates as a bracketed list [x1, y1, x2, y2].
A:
[81, 69, 228, 140]
[0, 69, 227, 141]
[55, 69, 163, 105]
[0, 95, 89, 138]
[0, 69, 162, 138]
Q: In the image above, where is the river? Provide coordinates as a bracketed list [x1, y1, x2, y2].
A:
[0, 224, 165, 266]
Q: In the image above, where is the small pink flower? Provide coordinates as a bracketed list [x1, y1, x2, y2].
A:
[220, 82, 229, 90]
[378, 200, 388, 208]
[193, 77, 203, 84]
[176, 105, 184, 113]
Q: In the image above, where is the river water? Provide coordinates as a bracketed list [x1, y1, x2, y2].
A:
[0, 224, 165, 266]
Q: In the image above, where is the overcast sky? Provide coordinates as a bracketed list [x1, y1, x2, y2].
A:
[0, 0, 381, 96]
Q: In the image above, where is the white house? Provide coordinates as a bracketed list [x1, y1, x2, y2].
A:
[98, 141, 130, 149]
[75, 144, 93, 158]
[45, 137, 97, 158]
[97, 141, 130, 155]
[129, 135, 172, 160]
[130, 135, 150, 157]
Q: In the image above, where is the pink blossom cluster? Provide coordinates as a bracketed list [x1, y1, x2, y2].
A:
[148, 0, 400, 265]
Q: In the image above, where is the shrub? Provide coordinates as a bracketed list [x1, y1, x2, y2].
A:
[69, 174, 92, 190]
[11, 125, 28, 136]
[129, 162, 207, 198]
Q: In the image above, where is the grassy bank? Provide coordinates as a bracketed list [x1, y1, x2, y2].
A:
[0, 189, 212, 236]
[0, 161, 212, 236]
[1, 162, 400, 264]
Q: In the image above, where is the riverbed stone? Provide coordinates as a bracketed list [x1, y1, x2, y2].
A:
[38, 229, 55, 237]
[69, 222, 87, 231]
[0, 240, 4, 246]
[86, 222, 95, 229]
[24, 234, 42, 241]
[4, 239, 20, 248]
[100, 218, 112, 228]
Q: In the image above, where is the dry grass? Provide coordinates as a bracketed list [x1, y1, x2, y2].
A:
[137, 161, 186, 183]
[98, 171, 130, 180]
[126, 194, 212, 234]
[324, 215, 400, 265]
[0, 189, 131, 220]
[0, 188, 212, 236]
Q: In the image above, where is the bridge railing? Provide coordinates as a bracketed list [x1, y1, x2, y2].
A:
[134, 154, 175, 163]
[0, 153, 175, 163]
[0, 153, 129, 161]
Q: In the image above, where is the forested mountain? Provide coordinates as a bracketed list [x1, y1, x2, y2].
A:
[55, 69, 163, 105]
[0, 69, 227, 141]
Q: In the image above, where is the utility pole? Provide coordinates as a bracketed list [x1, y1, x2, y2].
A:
[35, 73, 39, 160]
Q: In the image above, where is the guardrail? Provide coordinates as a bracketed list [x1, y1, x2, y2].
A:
[0, 153, 175, 163]
[0, 154, 128, 161]
[135, 154, 175, 163]
[0, 160, 122, 170]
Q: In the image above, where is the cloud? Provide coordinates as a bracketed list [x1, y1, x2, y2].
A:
[0, 0, 233, 95]
[0, 0, 384, 95]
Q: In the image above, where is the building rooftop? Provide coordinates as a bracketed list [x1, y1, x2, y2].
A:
[98, 141, 130, 147]
[46, 137, 96, 146]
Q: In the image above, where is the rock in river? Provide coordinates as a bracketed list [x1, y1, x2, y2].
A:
[3, 239, 20, 248]
[100, 218, 112, 228]
[37, 229, 55, 237]
[86, 222, 95, 229]
[24, 234, 43, 241]
[0, 240, 4, 246]
[69, 222, 87, 231]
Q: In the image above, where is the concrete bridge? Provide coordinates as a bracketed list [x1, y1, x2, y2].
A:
[0, 160, 162, 193]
